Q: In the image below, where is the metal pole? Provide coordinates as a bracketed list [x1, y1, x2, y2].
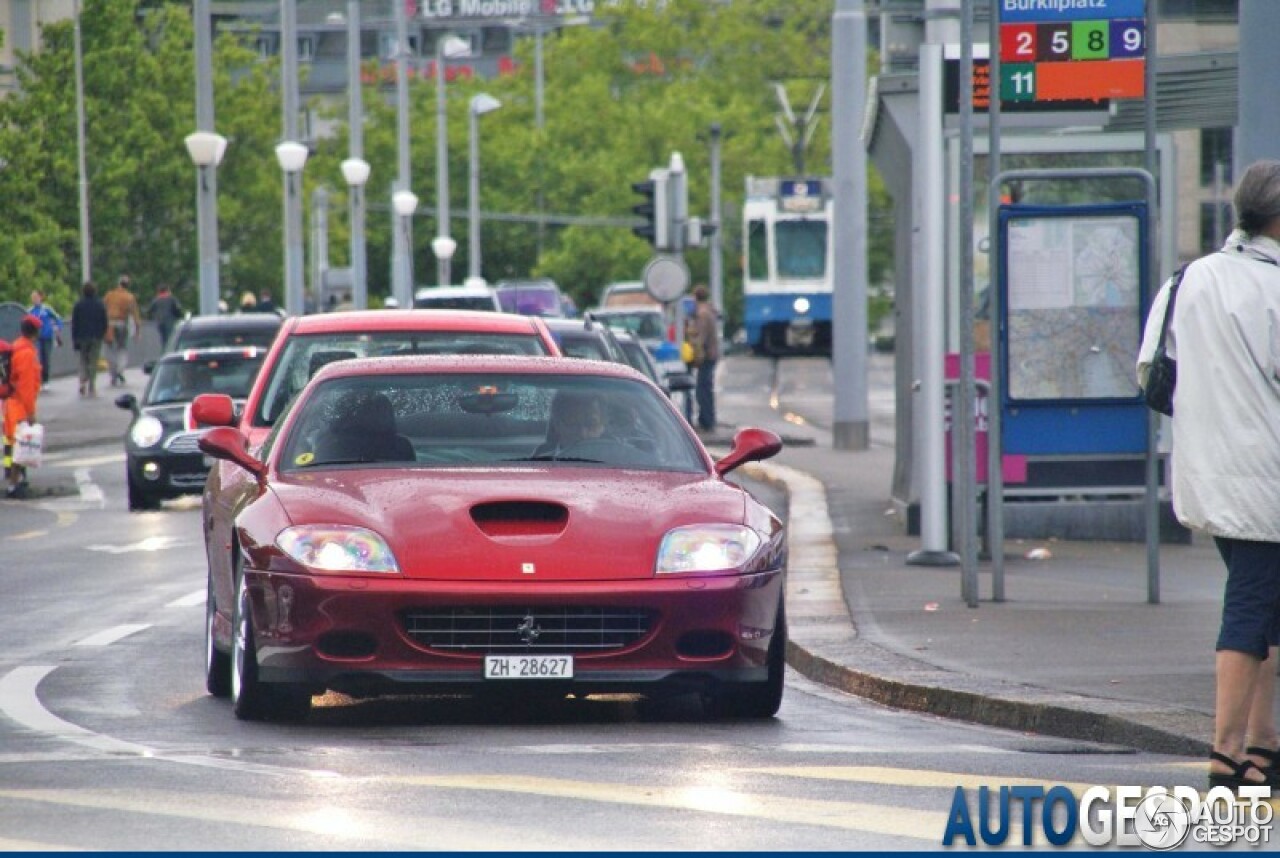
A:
[281, 0, 305, 316]
[347, 0, 366, 309]
[535, 23, 546, 257]
[436, 36, 452, 286]
[831, 0, 869, 451]
[73, 0, 91, 285]
[987, 0, 1006, 601]
[1144, 4, 1161, 604]
[1236, 1, 1280, 173]
[194, 0, 221, 317]
[907, 43, 959, 568]
[956, 0, 978, 607]
[393, 0, 412, 307]
[469, 106, 481, 280]
[708, 123, 724, 334]
[312, 186, 329, 306]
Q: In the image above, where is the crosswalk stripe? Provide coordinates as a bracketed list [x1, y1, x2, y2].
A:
[387, 773, 944, 839]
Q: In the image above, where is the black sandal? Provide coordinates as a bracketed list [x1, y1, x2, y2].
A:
[1209, 751, 1271, 789]
[1246, 745, 1280, 777]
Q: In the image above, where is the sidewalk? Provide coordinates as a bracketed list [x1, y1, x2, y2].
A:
[26, 354, 1234, 758]
[710, 359, 1233, 759]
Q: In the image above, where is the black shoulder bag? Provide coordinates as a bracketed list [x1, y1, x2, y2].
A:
[1142, 266, 1186, 417]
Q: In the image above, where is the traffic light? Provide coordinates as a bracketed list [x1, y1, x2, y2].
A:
[631, 168, 669, 249]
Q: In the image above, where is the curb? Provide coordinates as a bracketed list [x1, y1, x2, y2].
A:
[742, 460, 1211, 759]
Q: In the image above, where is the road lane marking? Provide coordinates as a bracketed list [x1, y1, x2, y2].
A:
[743, 765, 1095, 794]
[166, 588, 206, 608]
[387, 773, 943, 839]
[84, 536, 193, 554]
[0, 666, 152, 757]
[0, 788, 607, 850]
[7, 529, 48, 541]
[0, 666, 339, 778]
[45, 452, 125, 469]
[73, 625, 151, 647]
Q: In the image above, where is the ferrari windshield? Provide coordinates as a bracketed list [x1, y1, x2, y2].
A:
[280, 372, 704, 473]
[253, 330, 551, 426]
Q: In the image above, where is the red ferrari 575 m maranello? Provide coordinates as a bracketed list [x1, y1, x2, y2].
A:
[198, 355, 786, 722]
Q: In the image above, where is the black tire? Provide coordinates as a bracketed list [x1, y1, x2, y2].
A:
[707, 602, 787, 719]
[127, 474, 160, 512]
[204, 575, 232, 698]
[230, 555, 311, 722]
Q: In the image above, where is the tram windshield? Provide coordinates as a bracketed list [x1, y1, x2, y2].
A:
[775, 220, 828, 279]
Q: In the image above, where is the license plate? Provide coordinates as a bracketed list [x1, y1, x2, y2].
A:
[484, 654, 573, 680]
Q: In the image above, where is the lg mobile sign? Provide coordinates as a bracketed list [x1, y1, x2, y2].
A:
[999, 0, 1146, 102]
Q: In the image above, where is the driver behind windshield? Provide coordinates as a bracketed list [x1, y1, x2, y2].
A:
[537, 391, 605, 456]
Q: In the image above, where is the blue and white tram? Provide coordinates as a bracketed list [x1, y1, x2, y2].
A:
[741, 177, 834, 356]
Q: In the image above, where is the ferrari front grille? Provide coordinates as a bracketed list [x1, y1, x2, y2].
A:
[402, 606, 653, 653]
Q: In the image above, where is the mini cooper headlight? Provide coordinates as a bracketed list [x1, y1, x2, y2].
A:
[277, 525, 400, 574]
[655, 524, 763, 575]
[130, 416, 165, 449]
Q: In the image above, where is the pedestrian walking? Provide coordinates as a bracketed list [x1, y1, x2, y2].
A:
[71, 281, 108, 397]
[257, 290, 277, 315]
[26, 289, 64, 388]
[146, 283, 184, 351]
[1137, 159, 1280, 790]
[104, 275, 142, 386]
[688, 285, 720, 433]
[3, 315, 41, 498]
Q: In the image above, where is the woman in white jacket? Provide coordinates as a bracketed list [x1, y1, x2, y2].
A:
[1139, 160, 1280, 790]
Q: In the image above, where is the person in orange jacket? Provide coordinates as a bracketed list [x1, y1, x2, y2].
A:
[4, 315, 42, 498]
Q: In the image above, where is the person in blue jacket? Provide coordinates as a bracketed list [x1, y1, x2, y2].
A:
[27, 289, 64, 388]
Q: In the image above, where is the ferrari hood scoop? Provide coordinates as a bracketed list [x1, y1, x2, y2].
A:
[470, 500, 569, 539]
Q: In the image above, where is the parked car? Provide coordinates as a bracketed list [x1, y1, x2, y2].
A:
[192, 309, 563, 697]
[197, 353, 786, 721]
[588, 307, 669, 353]
[116, 346, 266, 511]
[542, 316, 628, 364]
[494, 279, 568, 317]
[413, 284, 502, 312]
[614, 330, 694, 399]
[164, 312, 284, 354]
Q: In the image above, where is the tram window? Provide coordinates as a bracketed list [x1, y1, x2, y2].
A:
[775, 220, 827, 278]
[747, 219, 769, 280]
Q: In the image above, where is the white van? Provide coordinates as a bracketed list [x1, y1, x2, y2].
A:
[413, 285, 502, 312]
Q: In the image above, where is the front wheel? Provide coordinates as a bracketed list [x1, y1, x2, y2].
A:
[707, 602, 787, 719]
[230, 555, 311, 722]
[127, 474, 160, 512]
[204, 575, 231, 698]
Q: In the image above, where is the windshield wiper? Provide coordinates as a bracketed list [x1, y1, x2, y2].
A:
[507, 455, 606, 464]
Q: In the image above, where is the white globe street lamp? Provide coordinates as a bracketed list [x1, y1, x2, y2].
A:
[392, 188, 419, 307]
[435, 34, 472, 287]
[468, 93, 502, 282]
[432, 235, 458, 286]
[275, 140, 309, 315]
[341, 157, 371, 310]
[185, 130, 228, 316]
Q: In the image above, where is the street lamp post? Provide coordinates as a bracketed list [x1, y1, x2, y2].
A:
[392, 189, 419, 307]
[276, 141, 309, 316]
[435, 34, 471, 286]
[185, 131, 228, 318]
[468, 93, 501, 282]
[341, 158, 370, 311]
[346, 0, 366, 308]
[432, 236, 457, 288]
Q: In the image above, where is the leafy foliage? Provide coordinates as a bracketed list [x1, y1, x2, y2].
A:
[0, 0, 893, 334]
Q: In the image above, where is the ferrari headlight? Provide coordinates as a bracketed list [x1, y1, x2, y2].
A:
[130, 416, 165, 448]
[277, 525, 400, 574]
[656, 525, 763, 575]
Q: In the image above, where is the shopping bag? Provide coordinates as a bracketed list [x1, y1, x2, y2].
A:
[13, 421, 44, 468]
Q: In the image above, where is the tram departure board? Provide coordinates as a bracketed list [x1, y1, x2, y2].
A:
[998, 0, 1146, 103]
